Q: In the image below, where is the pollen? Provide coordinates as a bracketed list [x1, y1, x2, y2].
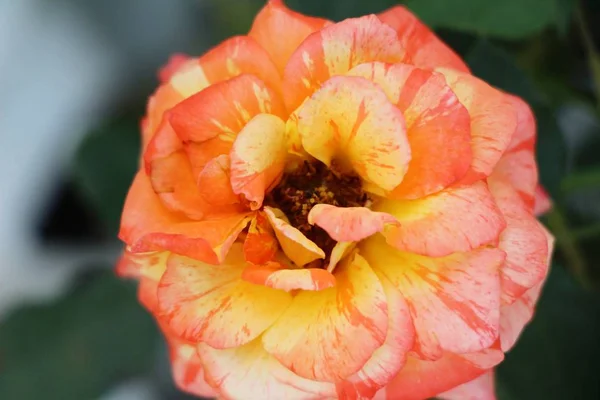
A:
[264, 160, 369, 261]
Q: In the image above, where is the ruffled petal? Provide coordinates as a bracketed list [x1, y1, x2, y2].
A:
[169, 74, 286, 176]
[377, 182, 506, 257]
[158, 53, 192, 83]
[158, 246, 292, 348]
[348, 62, 472, 199]
[283, 15, 405, 112]
[336, 273, 414, 399]
[242, 261, 336, 292]
[291, 75, 410, 192]
[262, 252, 388, 381]
[164, 330, 217, 398]
[377, 6, 469, 73]
[505, 94, 536, 152]
[361, 234, 503, 359]
[308, 204, 399, 242]
[199, 338, 336, 400]
[437, 370, 496, 400]
[243, 213, 278, 265]
[116, 248, 169, 280]
[436, 68, 517, 182]
[143, 83, 185, 150]
[263, 207, 325, 266]
[534, 185, 552, 216]
[249, 0, 330, 74]
[119, 172, 251, 264]
[197, 155, 239, 206]
[380, 354, 490, 400]
[230, 114, 287, 209]
[490, 149, 538, 210]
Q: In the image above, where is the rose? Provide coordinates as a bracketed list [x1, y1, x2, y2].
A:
[116, 1, 554, 399]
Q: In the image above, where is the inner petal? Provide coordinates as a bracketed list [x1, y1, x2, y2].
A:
[264, 160, 370, 261]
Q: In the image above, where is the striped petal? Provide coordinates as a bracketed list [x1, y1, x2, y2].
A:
[378, 6, 469, 73]
[348, 62, 472, 199]
[291, 75, 410, 192]
[361, 234, 504, 359]
[158, 246, 292, 348]
[197, 155, 239, 206]
[377, 182, 506, 257]
[436, 68, 517, 182]
[230, 114, 287, 209]
[169, 74, 286, 176]
[243, 212, 278, 265]
[308, 204, 399, 242]
[438, 370, 496, 400]
[336, 273, 414, 399]
[199, 338, 336, 400]
[119, 172, 251, 264]
[242, 261, 336, 292]
[249, 0, 330, 74]
[283, 15, 405, 112]
[263, 207, 325, 266]
[380, 354, 490, 400]
[262, 252, 388, 381]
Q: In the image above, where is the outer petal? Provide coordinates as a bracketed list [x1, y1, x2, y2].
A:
[143, 83, 185, 149]
[336, 273, 414, 399]
[165, 332, 217, 398]
[242, 261, 336, 292]
[437, 68, 517, 182]
[361, 234, 504, 359]
[199, 338, 336, 400]
[263, 207, 325, 266]
[380, 354, 490, 400]
[262, 252, 388, 381]
[119, 172, 251, 264]
[505, 94, 536, 152]
[283, 15, 405, 112]
[377, 6, 469, 73]
[438, 370, 496, 400]
[292, 76, 410, 192]
[158, 53, 191, 83]
[490, 150, 538, 210]
[116, 248, 168, 280]
[230, 114, 287, 209]
[534, 185, 552, 216]
[308, 204, 399, 242]
[158, 246, 292, 348]
[348, 62, 472, 199]
[377, 182, 506, 257]
[169, 74, 286, 176]
[197, 155, 239, 206]
[249, 0, 330, 74]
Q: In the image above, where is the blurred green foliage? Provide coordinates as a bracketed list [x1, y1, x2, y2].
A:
[3, 0, 600, 399]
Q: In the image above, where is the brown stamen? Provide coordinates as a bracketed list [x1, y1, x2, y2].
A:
[264, 160, 369, 263]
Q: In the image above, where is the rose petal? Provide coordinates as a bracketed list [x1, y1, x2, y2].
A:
[243, 213, 278, 265]
[437, 370, 496, 400]
[308, 204, 399, 242]
[336, 273, 414, 399]
[361, 234, 504, 359]
[348, 62, 472, 199]
[158, 53, 192, 83]
[263, 207, 325, 266]
[262, 252, 388, 381]
[199, 338, 336, 399]
[534, 185, 552, 216]
[242, 261, 336, 292]
[436, 68, 517, 182]
[230, 114, 287, 209]
[197, 155, 239, 206]
[327, 241, 355, 272]
[291, 75, 410, 192]
[283, 15, 405, 112]
[249, 0, 330, 74]
[158, 245, 292, 348]
[119, 172, 251, 264]
[378, 181, 506, 257]
[378, 6, 470, 73]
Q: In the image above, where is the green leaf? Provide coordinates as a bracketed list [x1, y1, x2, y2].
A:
[0, 271, 158, 400]
[72, 116, 141, 235]
[404, 0, 559, 39]
[497, 266, 600, 399]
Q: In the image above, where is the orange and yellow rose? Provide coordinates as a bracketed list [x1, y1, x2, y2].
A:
[117, 1, 554, 399]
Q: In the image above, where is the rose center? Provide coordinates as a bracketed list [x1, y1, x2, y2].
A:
[264, 160, 369, 259]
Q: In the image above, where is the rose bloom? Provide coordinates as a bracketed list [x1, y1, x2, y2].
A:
[116, 1, 555, 399]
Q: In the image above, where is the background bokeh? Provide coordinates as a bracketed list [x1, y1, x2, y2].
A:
[1, 0, 600, 399]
